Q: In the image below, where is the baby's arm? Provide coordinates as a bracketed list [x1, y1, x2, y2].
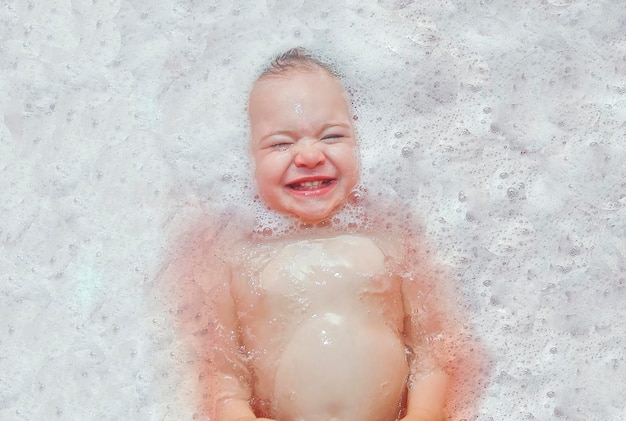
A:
[402, 369, 448, 421]
[212, 271, 276, 421]
[400, 272, 449, 421]
[168, 211, 273, 420]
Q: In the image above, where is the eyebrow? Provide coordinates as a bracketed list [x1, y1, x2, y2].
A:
[268, 122, 351, 136]
[260, 123, 351, 143]
[320, 122, 352, 131]
[260, 130, 296, 142]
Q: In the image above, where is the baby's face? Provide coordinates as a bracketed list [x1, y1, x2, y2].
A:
[249, 68, 359, 223]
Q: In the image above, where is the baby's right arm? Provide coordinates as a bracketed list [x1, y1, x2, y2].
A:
[167, 210, 272, 420]
[211, 271, 261, 420]
[209, 252, 277, 421]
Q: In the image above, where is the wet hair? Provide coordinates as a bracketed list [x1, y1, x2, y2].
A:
[258, 47, 337, 80]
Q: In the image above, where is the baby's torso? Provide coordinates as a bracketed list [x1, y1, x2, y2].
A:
[230, 234, 409, 421]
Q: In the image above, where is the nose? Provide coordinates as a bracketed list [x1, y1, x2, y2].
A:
[294, 143, 326, 168]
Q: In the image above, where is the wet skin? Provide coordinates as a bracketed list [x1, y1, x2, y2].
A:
[229, 234, 409, 421]
[248, 68, 359, 224]
[213, 67, 448, 421]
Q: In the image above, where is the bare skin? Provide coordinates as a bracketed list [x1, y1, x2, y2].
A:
[211, 66, 448, 421]
[232, 235, 407, 420]
[215, 232, 447, 421]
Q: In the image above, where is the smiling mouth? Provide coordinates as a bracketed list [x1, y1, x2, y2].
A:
[287, 179, 336, 191]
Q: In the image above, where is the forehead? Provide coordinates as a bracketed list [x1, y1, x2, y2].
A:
[249, 68, 348, 109]
[247, 70, 352, 138]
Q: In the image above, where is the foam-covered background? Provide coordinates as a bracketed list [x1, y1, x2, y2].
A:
[1, 1, 625, 420]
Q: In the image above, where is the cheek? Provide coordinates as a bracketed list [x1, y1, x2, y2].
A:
[331, 146, 360, 176]
[342, 151, 360, 191]
[254, 155, 285, 186]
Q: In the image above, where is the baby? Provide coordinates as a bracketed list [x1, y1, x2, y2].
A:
[205, 49, 449, 421]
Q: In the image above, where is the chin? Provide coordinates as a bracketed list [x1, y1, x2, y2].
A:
[297, 216, 330, 224]
[290, 207, 337, 224]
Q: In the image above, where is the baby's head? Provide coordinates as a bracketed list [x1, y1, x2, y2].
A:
[248, 48, 359, 224]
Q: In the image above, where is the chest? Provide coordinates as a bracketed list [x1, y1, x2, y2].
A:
[232, 235, 402, 314]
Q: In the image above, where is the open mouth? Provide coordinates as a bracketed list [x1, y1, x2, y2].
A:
[287, 179, 336, 191]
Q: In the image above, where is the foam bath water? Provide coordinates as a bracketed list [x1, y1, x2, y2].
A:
[1, 0, 624, 420]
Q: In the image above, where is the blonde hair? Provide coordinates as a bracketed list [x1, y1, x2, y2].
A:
[258, 47, 337, 79]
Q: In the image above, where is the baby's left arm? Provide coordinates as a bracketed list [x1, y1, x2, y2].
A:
[400, 269, 449, 421]
[401, 369, 448, 421]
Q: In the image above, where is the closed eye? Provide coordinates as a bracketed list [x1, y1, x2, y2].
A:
[271, 142, 292, 150]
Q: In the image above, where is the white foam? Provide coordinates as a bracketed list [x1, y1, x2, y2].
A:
[1, 0, 625, 419]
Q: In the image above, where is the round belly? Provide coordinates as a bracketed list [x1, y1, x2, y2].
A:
[273, 313, 409, 421]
